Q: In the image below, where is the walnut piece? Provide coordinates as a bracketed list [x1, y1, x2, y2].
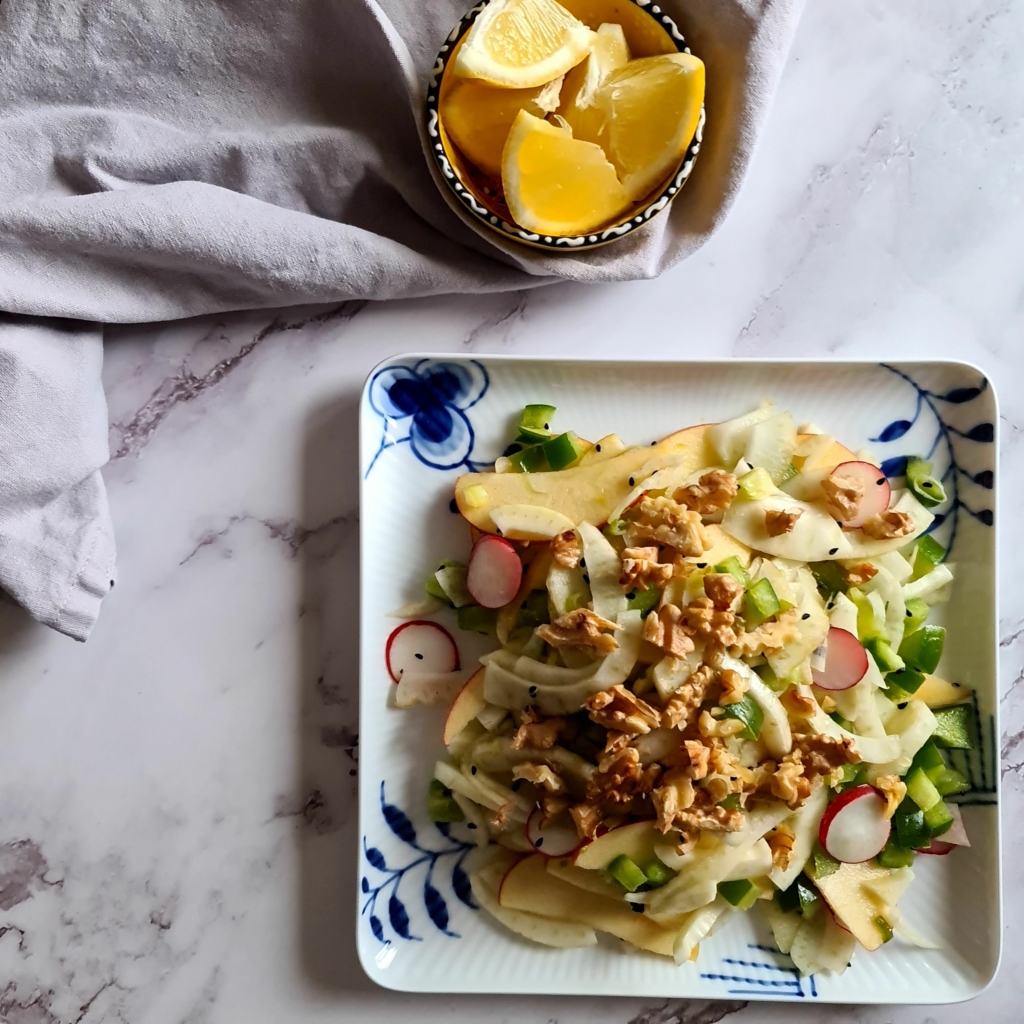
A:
[766, 824, 796, 872]
[822, 471, 865, 522]
[793, 731, 861, 775]
[512, 762, 565, 794]
[780, 687, 818, 719]
[730, 608, 801, 658]
[620, 546, 674, 591]
[770, 760, 814, 809]
[875, 774, 907, 819]
[550, 530, 581, 569]
[765, 508, 803, 537]
[624, 496, 709, 557]
[536, 608, 619, 655]
[569, 802, 603, 839]
[699, 709, 745, 739]
[661, 665, 715, 729]
[861, 510, 915, 540]
[655, 783, 744, 833]
[538, 794, 571, 829]
[643, 604, 696, 657]
[840, 561, 878, 586]
[511, 708, 563, 750]
[717, 668, 747, 705]
[681, 597, 740, 647]
[585, 745, 661, 805]
[584, 684, 661, 736]
[651, 767, 695, 833]
[674, 470, 739, 515]
[682, 738, 711, 780]
[703, 572, 744, 611]
[490, 801, 513, 830]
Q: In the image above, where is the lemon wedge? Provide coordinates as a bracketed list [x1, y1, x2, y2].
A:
[501, 110, 631, 236]
[454, 0, 595, 89]
[597, 53, 705, 202]
[558, 22, 629, 146]
[442, 77, 563, 178]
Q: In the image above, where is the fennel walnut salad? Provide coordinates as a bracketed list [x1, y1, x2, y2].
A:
[389, 402, 974, 975]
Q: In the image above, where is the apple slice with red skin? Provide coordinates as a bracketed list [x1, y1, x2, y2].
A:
[812, 627, 869, 691]
[525, 807, 583, 858]
[443, 667, 486, 745]
[466, 535, 523, 609]
[385, 620, 459, 683]
[829, 461, 892, 529]
[818, 784, 891, 863]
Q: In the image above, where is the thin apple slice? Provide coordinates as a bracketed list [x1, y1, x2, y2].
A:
[818, 785, 890, 863]
[394, 670, 465, 708]
[573, 820, 659, 870]
[443, 667, 486, 745]
[827, 461, 891, 529]
[385, 620, 459, 682]
[526, 807, 583, 858]
[546, 857, 627, 899]
[812, 627, 868, 691]
[814, 861, 898, 951]
[490, 503, 576, 540]
[466, 535, 523, 609]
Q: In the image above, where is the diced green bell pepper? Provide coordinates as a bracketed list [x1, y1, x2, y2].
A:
[866, 636, 905, 673]
[603, 518, 629, 537]
[903, 597, 930, 635]
[743, 577, 782, 627]
[737, 467, 775, 501]
[912, 534, 946, 580]
[516, 425, 553, 445]
[836, 763, 867, 791]
[931, 703, 974, 749]
[874, 915, 894, 943]
[893, 798, 928, 848]
[877, 838, 916, 869]
[626, 586, 662, 618]
[812, 848, 840, 881]
[775, 881, 801, 914]
[518, 590, 550, 628]
[427, 779, 465, 823]
[848, 587, 885, 641]
[425, 573, 449, 602]
[905, 767, 942, 812]
[718, 878, 760, 911]
[932, 766, 969, 797]
[923, 800, 954, 836]
[909, 739, 945, 778]
[542, 431, 586, 471]
[885, 668, 925, 696]
[642, 860, 675, 889]
[720, 692, 764, 740]
[811, 561, 849, 596]
[456, 604, 497, 635]
[898, 625, 945, 674]
[715, 556, 751, 587]
[717, 794, 742, 811]
[519, 404, 556, 431]
[607, 854, 648, 892]
[507, 444, 549, 473]
[754, 662, 788, 693]
[905, 457, 947, 509]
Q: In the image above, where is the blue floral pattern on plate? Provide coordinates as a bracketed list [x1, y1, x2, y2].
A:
[366, 359, 490, 477]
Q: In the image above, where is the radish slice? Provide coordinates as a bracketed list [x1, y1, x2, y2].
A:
[818, 784, 891, 863]
[385, 621, 459, 683]
[526, 806, 582, 858]
[828, 461, 891, 529]
[466, 535, 523, 609]
[917, 805, 969, 853]
[812, 627, 869, 691]
[915, 840, 955, 856]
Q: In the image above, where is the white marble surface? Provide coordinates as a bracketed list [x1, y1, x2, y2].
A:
[1, 0, 1023, 1020]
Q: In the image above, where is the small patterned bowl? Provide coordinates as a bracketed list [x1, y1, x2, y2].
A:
[424, 0, 705, 252]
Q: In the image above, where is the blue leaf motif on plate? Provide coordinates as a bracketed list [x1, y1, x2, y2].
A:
[451, 863, 476, 910]
[365, 359, 490, 477]
[382, 800, 417, 845]
[424, 882, 450, 933]
[388, 893, 416, 940]
[942, 385, 985, 404]
[365, 845, 387, 871]
[872, 419, 913, 443]
[880, 455, 908, 479]
[369, 915, 384, 942]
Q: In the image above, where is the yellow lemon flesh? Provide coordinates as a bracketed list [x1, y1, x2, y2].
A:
[558, 22, 629, 147]
[596, 52, 705, 202]
[442, 77, 563, 178]
[454, 0, 595, 89]
[501, 109, 631, 236]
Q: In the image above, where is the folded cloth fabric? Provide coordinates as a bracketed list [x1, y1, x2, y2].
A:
[0, 0, 805, 638]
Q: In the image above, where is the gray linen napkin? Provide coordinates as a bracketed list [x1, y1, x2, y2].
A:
[0, 0, 805, 638]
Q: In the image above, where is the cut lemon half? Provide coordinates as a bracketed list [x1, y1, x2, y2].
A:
[558, 22, 629, 146]
[598, 52, 705, 202]
[454, 0, 595, 90]
[501, 110, 631, 236]
[441, 77, 563, 178]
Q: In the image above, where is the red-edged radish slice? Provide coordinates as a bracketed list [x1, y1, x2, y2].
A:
[915, 840, 955, 856]
[466, 535, 523, 609]
[525, 807, 582, 858]
[828, 461, 891, 529]
[917, 805, 970, 853]
[812, 627, 869, 691]
[385, 620, 459, 683]
[818, 784, 891, 863]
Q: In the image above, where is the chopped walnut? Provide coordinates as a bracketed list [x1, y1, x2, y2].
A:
[672, 830, 699, 856]
[624, 496, 709, 557]
[793, 732, 861, 776]
[620, 547, 674, 591]
[780, 687, 818, 719]
[585, 745, 659, 806]
[730, 608, 801, 658]
[822, 471, 865, 522]
[600, 729, 633, 762]
[511, 708, 564, 750]
[550, 530, 581, 569]
[840, 561, 878, 586]
[674, 470, 739, 515]
[861, 510, 915, 540]
[703, 572, 744, 611]
[569, 802, 603, 839]
[656, 783, 744, 833]
[643, 604, 696, 657]
[512, 762, 565, 794]
[681, 597, 740, 646]
[718, 668, 747, 705]
[662, 666, 716, 729]
[536, 608, 619, 655]
[682, 739, 711, 780]
[765, 508, 803, 537]
[770, 760, 814, 809]
[651, 768, 695, 833]
[699, 709, 745, 739]
[766, 825, 796, 872]
[585, 684, 661, 736]
[875, 774, 907, 819]
[490, 801, 513, 830]
[538, 794, 572, 829]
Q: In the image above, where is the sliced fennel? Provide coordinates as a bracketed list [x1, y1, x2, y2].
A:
[577, 522, 627, 621]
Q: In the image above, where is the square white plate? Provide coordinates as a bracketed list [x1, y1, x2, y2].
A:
[357, 357, 1000, 1002]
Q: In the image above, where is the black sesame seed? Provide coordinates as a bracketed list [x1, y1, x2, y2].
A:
[627, 591, 637, 600]
[801, 613, 810, 620]
[697, 562, 707, 569]
[580, 557, 586, 568]
[535, 837, 544, 848]
[897, 702, 908, 710]
[730, 776, 737, 781]
[651, 441, 656, 446]
[544, 423, 550, 430]
[906, 609, 912, 616]
[596, 444, 602, 452]
[449, 498, 459, 513]
[836, 521, 844, 528]
[829, 547, 839, 555]
[467, 822, 477, 830]
[470, 765, 477, 775]
[923, 481, 934, 489]
[414, 652, 424, 660]
[582, 573, 590, 584]
[629, 477, 635, 486]
[529, 685, 538, 697]
[631, 903, 645, 914]
[877, 478, 885, 486]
